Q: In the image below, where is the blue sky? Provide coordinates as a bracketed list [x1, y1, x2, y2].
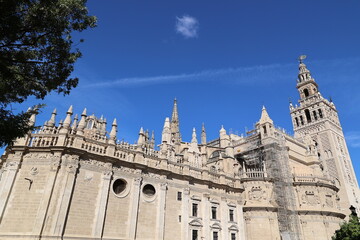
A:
[2, 1, 360, 177]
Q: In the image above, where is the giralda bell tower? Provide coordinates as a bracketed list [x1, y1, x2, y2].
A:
[290, 55, 360, 213]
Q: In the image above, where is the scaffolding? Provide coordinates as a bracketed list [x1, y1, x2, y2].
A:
[265, 134, 302, 240]
[237, 132, 302, 240]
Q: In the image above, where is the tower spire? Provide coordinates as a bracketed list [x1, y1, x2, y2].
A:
[109, 118, 117, 144]
[201, 123, 207, 145]
[296, 55, 319, 100]
[170, 98, 181, 144]
[47, 108, 57, 127]
[258, 105, 273, 125]
[161, 117, 171, 143]
[150, 130, 155, 149]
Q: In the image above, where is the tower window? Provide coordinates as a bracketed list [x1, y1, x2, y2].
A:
[192, 230, 198, 240]
[318, 109, 323, 118]
[229, 209, 234, 221]
[300, 116, 304, 125]
[231, 233, 236, 240]
[304, 88, 310, 97]
[295, 117, 299, 127]
[263, 126, 267, 135]
[313, 111, 318, 120]
[192, 203, 198, 217]
[213, 231, 218, 240]
[211, 206, 217, 219]
[177, 192, 182, 201]
[305, 109, 312, 123]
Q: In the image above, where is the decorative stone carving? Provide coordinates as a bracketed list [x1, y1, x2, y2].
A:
[248, 186, 266, 201]
[50, 155, 61, 171]
[103, 170, 113, 180]
[8, 151, 23, 160]
[113, 166, 142, 175]
[325, 194, 334, 208]
[184, 188, 190, 195]
[84, 171, 93, 182]
[143, 172, 164, 179]
[160, 182, 168, 191]
[61, 154, 79, 174]
[30, 167, 39, 176]
[301, 191, 320, 206]
[66, 163, 78, 174]
[5, 161, 19, 170]
[134, 177, 142, 186]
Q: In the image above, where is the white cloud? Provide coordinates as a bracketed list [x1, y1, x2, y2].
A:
[175, 15, 199, 38]
[346, 132, 360, 148]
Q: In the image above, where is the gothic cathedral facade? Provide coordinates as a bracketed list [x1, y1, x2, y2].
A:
[0, 58, 359, 240]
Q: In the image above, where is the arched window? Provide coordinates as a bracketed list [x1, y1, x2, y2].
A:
[300, 116, 304, 125]
[313, 111, 318, 120]
[304, 88, 310, 97]
[305, 109, 312, 123]
[318, 109, 323, 118]
[87, 119, 94, 129]
[295, 117, 299, 127]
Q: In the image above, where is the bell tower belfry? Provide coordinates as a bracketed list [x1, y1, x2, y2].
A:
[290, 55, 360, 213]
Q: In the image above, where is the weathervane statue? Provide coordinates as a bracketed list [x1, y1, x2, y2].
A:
[298, 54, 307, 63]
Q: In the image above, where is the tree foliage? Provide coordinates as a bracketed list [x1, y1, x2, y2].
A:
[0, 0, 96, 147]
[332, 215, 360, 240]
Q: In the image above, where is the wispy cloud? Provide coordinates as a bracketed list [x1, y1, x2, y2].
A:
[82, 57, 360, 89]
[84, 63, 292, 88]
[175, 15, 199, 38]
[346, 132, 360, 148]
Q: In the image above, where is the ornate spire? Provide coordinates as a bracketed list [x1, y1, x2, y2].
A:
[109, 118, 117, 143]
[100, 117, 107, 136]
[162, 117, 171, 143]
[297, 55, 316, 84]
[28, 107, 38, 127]
[191, 128, 198, 144]
[150, 130, 155, 149]
[220, 125, 226, 136]
[188, 128, 200, 154]
[77, 108, 87, 135]
[145, 129, 149, 143]
[47, 108, 57, 127]
[171, 98, 181, 144]
[62, 105, 73, 129]
[201, 123, 206, 145]
[137, 127, 145, 146]
[71, 114, 78, 130]
[259, 106, 273, 125]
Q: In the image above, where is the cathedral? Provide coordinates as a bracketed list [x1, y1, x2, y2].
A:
[0, 57, 359, 240]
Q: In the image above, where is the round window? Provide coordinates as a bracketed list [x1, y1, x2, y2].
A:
[142, 184, 156, 197]
[113, 179, 127, 195]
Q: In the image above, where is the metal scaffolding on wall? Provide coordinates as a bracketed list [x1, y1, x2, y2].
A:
[265, 134, 302, 240]
[236, 132, 302, 240]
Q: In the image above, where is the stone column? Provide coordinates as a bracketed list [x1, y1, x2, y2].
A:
[92, 166, 113, 238]
[238, 204, 246, 240]
[32, 153, 61, 238]
[220, 197, 228, 240]
[129, 177, 142, 239]
[0, 153, 22, 222]
[181, 188, 190, 240]
[156, 182, 167, 240]
[50, 154, 79, 237]
[202, 193, 210, 240]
